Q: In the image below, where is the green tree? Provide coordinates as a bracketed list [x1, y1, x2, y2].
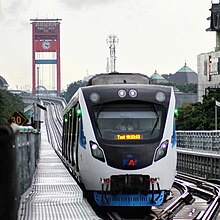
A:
[157, 81, 197, 93]
[176, 84, 197, 93]
[176, 90, 220, 130]
[0, 91, 25, 125]
[63, 80, 87, 103]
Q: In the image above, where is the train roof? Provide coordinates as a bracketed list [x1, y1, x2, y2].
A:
[81, 83, 172, 94]
[87, 72, 149, 86]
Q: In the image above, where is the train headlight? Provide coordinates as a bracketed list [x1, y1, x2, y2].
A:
[118, 89, 126, 98]
[154, 140, 169, 162]
[155, 91, 166, 102]
[129, 89, 138, 98]
[90, 141, 105, 162]
[90, 92, 100, 103]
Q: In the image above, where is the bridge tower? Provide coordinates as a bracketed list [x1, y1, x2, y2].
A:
[30, 18, 62, 96]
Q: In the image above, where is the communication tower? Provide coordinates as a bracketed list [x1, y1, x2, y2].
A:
[106, 35, 119, 73]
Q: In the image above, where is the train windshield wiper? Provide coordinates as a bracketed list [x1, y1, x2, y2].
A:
[95, 104, 104, 136]
[96, 104, 103, 120]
[150, 104, 159, 135]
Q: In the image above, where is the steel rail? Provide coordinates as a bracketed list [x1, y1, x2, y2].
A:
[44, 102, 62, 151]
[156, 180, 194, 219]
[176, 173, 220, 220]
[45, 101, 63, 149]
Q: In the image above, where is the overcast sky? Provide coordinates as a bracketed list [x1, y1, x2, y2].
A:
[0, 0, 216, 91]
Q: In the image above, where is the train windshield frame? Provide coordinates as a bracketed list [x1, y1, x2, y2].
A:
[92, 102, 166, 142]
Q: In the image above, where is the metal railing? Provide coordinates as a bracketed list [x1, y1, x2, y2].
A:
[0, 124, 40, 220]
[176, 130, 220, 153]
[176, 130, 220, 180]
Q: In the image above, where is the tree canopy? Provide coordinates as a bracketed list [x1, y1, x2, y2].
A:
[158, 82, 197, 93]
[63, 80, 87, 103]
[0, 91, 25, 125]
[176, 90, 220, 130]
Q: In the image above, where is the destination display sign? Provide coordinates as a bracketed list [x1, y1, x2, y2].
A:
[115, 134, 142, 140]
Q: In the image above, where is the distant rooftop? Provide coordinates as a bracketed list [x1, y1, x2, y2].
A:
[150, 70, 168, 84]
[150, 70, 166, 80]
[176, 63, 196, 74]
[164, 63, 198, 85]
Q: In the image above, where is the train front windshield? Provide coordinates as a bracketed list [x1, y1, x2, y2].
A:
[94, 102, 165, 141]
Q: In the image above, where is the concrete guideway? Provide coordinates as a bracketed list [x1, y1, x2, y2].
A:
[18, 122, 100, 220]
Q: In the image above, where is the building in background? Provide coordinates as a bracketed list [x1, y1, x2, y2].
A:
[174, 92, 197, 107]
[150, 70, 168, 84]
[149, 66, 198, 107]
[198, 2, 220, 102]
[163, 63, 198, 85]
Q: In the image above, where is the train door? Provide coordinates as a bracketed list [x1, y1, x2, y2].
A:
[72, 103, 80, 171]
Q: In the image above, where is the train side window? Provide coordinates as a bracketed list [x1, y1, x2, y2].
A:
[62, 114, 68, 158]
[68, 108, 74, 164]
[73, 104, 80, 171]
[66, 111, 72, 160]
[71, 108, 77, 165]
[67, 110, 73, 162]
[72, 108, 77, 146]
[70, 104, 79, 166]
[61, 116, 65, 156]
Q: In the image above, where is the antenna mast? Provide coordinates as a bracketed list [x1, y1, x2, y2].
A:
[106, 34, 119, 73]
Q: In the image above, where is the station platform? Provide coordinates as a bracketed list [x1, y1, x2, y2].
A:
[18, 123, 100, 220]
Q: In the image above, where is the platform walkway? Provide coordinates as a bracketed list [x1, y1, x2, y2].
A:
[18, 123, 100, 220]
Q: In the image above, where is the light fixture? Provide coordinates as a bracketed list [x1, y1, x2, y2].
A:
[90, 141, 105, 162]
[155, 91, 166, 102]
[118, 89, 126, 98]
[90, 92, 100, 103]
[129, 89, 138, 98]
[154, 140, 169, 162]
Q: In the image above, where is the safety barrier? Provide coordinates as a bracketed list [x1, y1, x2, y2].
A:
[176, 130, 220, 153]
[177, 150, 220, 180]
[176, 130, 220, 180]
[0, 124, 40, 220]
